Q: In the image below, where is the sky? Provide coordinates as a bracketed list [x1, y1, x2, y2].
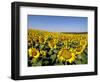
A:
[28, 15, 88, 32]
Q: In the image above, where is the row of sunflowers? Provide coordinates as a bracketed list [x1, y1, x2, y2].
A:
[28, 29, 88, 66]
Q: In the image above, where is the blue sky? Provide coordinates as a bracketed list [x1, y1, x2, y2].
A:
[28, 15, 88, 32]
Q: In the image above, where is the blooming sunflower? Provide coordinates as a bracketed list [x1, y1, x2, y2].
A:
[80, 40, 87, 46]
[48, 39, 57, 49]
[33, 36, 39, 43]
[28, 48, 40, 59]
[39, 36, 46, 43]
[75, 45, 85, 55]
[57, 49, 76, 63]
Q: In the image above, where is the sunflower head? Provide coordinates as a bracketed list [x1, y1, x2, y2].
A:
[80, 40, 86, 46]
[75, 46, 85, 55]
[48, 39, 57, 49]
[28, 48, 40, 59]
[33, 36, 39, 43]
[57, 49, 76, 63]
[39, 36, 45, 43]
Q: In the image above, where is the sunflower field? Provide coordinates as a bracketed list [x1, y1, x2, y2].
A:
[28, 29, 88, 66]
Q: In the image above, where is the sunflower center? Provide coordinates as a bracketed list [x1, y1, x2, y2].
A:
[61, 50, 72, 59]
[32, 51, 37, 56]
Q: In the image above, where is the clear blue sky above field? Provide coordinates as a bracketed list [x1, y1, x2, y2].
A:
[28, 15, 88, 32]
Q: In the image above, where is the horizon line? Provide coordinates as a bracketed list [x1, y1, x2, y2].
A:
[28, 27, 87, 33]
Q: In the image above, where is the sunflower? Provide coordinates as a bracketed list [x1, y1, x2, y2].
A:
[39, 36, 46, 43]
[80, 40, 87, 46]
[48, 39, 57, 49]
[57, 49, 76, 63]
[75, 45, 85, 55]
[28, 48, 40, 59]
[33, 38, 38, 43]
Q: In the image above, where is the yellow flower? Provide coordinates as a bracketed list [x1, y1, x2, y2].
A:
[80, 40, 87, 46]
[57, 49, 76, 63]
[75, 46, 85, 55]
[28, 48, 40, 58]
[66, 53, 76, 63]
[48, 39, 57, 49]
[40, 50, 46, 56]
[33, 36, 39, 43]
[39, 36, 45, 43]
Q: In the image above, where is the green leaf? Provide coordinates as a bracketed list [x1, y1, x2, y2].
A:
[75, 60, 82, 64]
[39, 44, 45, 50]
[48, 50, 53, 55]
[77, 55, 82, 59]
[36, 61, 42, 66]
[50, 54, 56, 63]
[35, 43, 39, 48]
[31, 58, 37, 64]
[53, 49, 58, 54]
[32, 59, 42, 66]
[42, 60, 49, 65]
[56, 59, 64, 65]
